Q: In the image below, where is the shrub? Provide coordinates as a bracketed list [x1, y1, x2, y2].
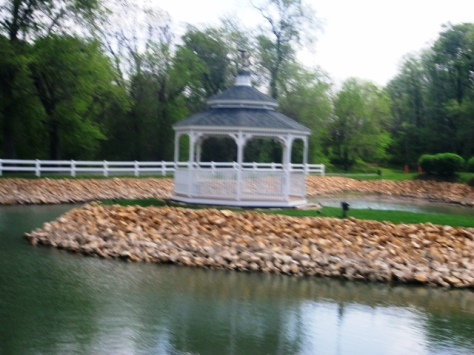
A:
[418, 153, 464, 176]
[467, 156, 474, 172]
[418, 154, 436, 174]
[436, 153, 465, 176]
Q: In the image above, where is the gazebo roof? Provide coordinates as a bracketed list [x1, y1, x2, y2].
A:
[174, 71, 310, 134]
[174, 107, 310, 133]
[206, 84, 278, 109]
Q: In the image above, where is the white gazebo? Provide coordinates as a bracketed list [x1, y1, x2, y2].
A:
[172, 69, 311, 208]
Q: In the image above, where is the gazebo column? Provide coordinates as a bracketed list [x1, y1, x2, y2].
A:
[231, 132, 251, 201]
[280, 135, 294, 200]
[188, 132, 202, 197]
[302, 137, 309, 174]
[196, 138, 203, 164]
[174, 132, 181, 164]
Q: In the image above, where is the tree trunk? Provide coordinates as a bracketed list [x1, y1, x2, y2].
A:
[49, 119, 60, 160]
[343, 148, 349, 172]
[3, 112, 16, 159]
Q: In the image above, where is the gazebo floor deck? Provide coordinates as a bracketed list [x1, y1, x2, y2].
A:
[172, 193, 306, 208]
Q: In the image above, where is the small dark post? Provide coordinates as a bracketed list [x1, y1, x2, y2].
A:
[341, 201, 350, 218]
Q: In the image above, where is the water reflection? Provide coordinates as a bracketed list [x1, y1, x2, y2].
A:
[1, 205, 473, 354]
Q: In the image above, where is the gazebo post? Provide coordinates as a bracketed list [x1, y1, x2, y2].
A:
[303, 137, 309, 174]
[188, 132, 197, 196]
[235, 132, 249, 201]
[174, 132, 180, 164]
[281, 136, 294, 201]
[196, 139, 202, 164]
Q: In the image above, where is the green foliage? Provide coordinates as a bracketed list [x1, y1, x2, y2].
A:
[418, 154, 436, 174]
[326, 78, 393, 170]
[29, 35, 124, 159]
[279, 64, 332, 164]
[388, 23, 474, 164]
[181, 26, 233, 99]
[467, 157, 474, 172]
[418, 153, 465, 176]
[0, 35, 46, 158]
[2, 1, 474, 167]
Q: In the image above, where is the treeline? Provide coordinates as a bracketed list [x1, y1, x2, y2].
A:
[1, 0, 473, 170]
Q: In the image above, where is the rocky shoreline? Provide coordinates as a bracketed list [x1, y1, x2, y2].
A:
[1, 176, 473, 206]
[26, 203, 474, 289]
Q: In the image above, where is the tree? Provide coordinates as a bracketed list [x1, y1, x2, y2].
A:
[0, 0, 102, 42]
[99, 28, 200, 161]
[278, 63, 332, 163]
[95, 1, 190, 160]
[427, 23, 474, 157]
[327, 78, 392, 170]
[29, 35, 124, 159]
[180, 26, 233, 111]
[387, 23, 474, 162]
[252, 0, 319, 99]
[0, 0, 104, 158]
[0, 34, 39, 158]
[386, 53, 428, 165]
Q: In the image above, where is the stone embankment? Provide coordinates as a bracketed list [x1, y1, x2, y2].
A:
[0, 178, 173, 204]
[26, 204, 474, 289]
[1, 176, 473, 206]
[307, 177, 474, 206]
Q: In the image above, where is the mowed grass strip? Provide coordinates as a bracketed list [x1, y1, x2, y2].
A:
[101, 199, 474, 228]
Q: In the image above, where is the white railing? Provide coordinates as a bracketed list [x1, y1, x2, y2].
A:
[174, 168, 306, 201]
[0, 159, 325, 177]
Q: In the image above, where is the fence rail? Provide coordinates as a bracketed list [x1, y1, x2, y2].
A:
[0, 159, 325, 177]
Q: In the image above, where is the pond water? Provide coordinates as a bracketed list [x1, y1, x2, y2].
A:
[311, 195, 474, 217]
[1, 205, 474, 355]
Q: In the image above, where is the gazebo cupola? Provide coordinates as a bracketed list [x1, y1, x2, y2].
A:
[172, 55, 311, 207]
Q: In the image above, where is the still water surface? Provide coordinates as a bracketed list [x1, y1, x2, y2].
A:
[1, 205, 473, 355]
[312, 195, 474, 216]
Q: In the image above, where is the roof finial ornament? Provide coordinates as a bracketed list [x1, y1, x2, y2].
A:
[236, 49, 251, 86]
[238, 49, 250, 71]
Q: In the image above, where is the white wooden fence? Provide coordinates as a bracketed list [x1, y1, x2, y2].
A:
[0, 159, 325, 177]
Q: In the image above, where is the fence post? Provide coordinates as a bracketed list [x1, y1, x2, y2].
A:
[134, 161, 139, 177]
[35, 159, 41, 177]
[272, 162, 276, 170]
[103, 160, 108, 177]
[211, 161, 215, 172]
[321, 164, 325, 176]
[162, 160, 166, 176]
[0, 159, 2, 176]
[71, 160, 76, 177]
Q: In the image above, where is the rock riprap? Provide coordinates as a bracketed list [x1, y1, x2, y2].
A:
[1, 176, 473, 206]
[306, 177, 474, 206]
[26, 204, 474, 288]
[0, 178, 173, 204]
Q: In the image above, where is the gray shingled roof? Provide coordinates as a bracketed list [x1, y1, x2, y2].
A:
[174, 108, 310, 133]
[207, 85, 277, 106]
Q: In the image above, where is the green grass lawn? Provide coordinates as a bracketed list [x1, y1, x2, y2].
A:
[101, 198, 474, 228]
